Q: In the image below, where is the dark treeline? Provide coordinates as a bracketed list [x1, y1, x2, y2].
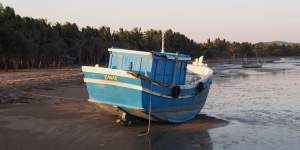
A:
[1, 4, 300, 70]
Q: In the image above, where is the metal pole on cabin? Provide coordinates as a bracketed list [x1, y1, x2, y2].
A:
[161, 31, 165, 53]
[172, 51, 179, 85]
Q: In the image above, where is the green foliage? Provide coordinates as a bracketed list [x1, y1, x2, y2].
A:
[143, 29, 161, 51]
[0, 5, 299, 70]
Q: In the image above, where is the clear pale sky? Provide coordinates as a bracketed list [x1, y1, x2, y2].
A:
[2, 0, 300, 43]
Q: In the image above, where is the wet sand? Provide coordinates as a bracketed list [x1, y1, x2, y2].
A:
[0, 68, 227, 150]
[0, 102, 226, 150]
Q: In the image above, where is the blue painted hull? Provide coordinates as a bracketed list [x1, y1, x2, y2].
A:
[139, 89, 209, 123]
[83, 67, 212, 123]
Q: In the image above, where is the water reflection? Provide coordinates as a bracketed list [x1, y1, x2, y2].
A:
[203, 58, 300, 149]
[136, 115, 228, 150]
[148, 129, 212, 150]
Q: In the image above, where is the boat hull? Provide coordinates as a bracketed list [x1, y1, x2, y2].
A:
[89, 88, 210, 123]
[82, 66, 212, 123]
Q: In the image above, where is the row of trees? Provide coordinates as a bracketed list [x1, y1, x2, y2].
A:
[1, 4, 300, 70]
[0, 5, 113, 69]
[200, 39, 300, 59]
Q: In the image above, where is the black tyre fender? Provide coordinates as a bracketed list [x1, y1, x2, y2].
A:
[197, 82, 205, 92]
[171, 86, 180, 98]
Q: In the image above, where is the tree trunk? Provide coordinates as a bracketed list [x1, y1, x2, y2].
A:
[12, 59, 18, 71]
[78, 48, 82, 65]
[38, 59, 42, 68]
[4, 58, 9, 72]
[31, 59, 35, 69]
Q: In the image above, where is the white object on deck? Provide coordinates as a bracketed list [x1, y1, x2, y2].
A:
[192, 56, 207, 66]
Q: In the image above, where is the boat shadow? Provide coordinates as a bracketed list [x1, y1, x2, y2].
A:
[42, 101, 228, 150]
[131, 114, 228, 150]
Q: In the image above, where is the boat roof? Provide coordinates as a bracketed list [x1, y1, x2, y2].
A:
[153, 51, 191, 61]
[108, 48, 151, 56]
[108, 48, 191, 61]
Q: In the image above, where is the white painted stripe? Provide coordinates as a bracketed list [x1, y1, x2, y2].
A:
[82, 66, 165, 88]
[82, 66, 202, 90]
[108, 48, 152, 56]
[82, 66, 196, 89]
[84, 78, 196, 99]
[82, 66, 137, 79]
[82, 65, 213, 90]
[88, 99, 143, 110]
[84, 78, 142, 90]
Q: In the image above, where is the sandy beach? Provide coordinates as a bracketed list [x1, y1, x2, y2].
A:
[0, 68, 227, 150]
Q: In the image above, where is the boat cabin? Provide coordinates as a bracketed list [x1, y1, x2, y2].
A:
[108, 48, 191, 85]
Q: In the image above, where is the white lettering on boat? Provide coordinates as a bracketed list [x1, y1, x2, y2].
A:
[104, 74, 118, 81]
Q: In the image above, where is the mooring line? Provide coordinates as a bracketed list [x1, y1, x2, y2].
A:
[138, 83, 152, 136]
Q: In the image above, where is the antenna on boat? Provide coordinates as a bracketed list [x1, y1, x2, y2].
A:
[161, 31, 165, 53]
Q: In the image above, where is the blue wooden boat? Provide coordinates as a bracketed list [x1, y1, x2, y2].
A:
[82, 48, 213, 123]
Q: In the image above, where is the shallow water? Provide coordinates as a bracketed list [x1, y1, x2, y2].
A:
[203, 58, 300, 149]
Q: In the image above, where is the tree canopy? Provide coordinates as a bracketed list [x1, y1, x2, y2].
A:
[0, 4, 299, 70]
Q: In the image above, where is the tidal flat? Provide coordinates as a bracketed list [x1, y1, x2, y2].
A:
[0, 58, 300, 150]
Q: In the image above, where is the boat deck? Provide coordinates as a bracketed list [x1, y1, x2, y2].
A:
[185, 71, 202, 84]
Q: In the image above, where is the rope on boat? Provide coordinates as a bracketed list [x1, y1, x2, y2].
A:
[147, 91, 152, 133]
[138, 84, 152, 136]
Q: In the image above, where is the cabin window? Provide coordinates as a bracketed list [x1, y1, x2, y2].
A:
[108, 52, 152, 76]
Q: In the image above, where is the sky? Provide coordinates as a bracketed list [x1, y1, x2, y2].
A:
[2, 0, 300, 43]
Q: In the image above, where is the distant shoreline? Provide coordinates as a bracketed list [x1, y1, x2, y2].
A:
[2, 56, 300, 72]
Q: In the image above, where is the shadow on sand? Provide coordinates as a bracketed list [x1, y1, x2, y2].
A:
[0, 101, 228, 150]
[128, 114, 228, 150]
